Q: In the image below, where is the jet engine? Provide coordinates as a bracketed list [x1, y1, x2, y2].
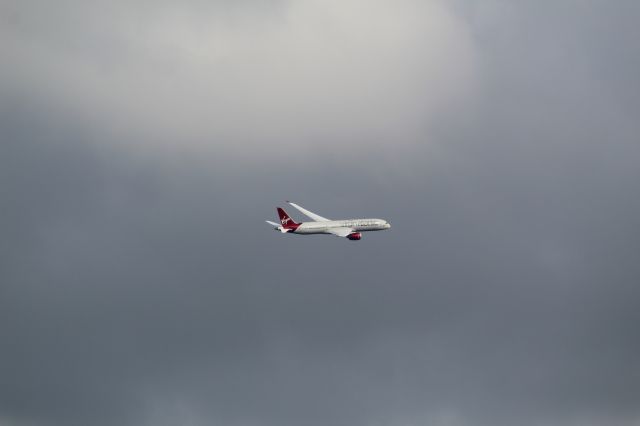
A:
[347, 232, 362, 241]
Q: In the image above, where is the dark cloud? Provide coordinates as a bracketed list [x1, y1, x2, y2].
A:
[2, 1, 640, 426]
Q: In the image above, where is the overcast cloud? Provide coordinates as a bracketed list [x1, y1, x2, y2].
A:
[1, 1, 640, 426]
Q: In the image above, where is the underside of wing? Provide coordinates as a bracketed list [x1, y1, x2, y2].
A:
[326, 227, 354, 238]
[287, 201, 330, 222]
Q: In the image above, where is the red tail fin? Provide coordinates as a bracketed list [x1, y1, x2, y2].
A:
[277, 207, 299, 229]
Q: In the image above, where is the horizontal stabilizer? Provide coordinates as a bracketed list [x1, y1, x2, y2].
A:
[265, 220, 290, 233]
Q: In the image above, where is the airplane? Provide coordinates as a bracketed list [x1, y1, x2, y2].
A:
[266, 201, 391, 240]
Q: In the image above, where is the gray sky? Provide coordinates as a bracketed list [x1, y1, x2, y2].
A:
[2, 1, 640, 425]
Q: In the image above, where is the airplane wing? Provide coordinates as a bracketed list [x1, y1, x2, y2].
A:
[326, 227, 354, 238]
[286, 201, 330, 222]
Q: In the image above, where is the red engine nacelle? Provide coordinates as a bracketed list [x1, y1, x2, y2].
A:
[347, 232, 362, 241]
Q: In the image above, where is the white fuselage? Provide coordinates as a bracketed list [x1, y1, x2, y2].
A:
[294, 218, 390, 235]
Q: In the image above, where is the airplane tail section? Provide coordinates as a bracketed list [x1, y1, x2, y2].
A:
[277, 207, 300, 229]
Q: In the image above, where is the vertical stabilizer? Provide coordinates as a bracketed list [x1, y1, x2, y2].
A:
[277, 208, 300, 230]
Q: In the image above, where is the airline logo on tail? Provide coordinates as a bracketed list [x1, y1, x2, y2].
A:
[276, 207, 300, 231]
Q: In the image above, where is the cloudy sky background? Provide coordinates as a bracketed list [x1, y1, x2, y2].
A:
[2, 1, 640, 425]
